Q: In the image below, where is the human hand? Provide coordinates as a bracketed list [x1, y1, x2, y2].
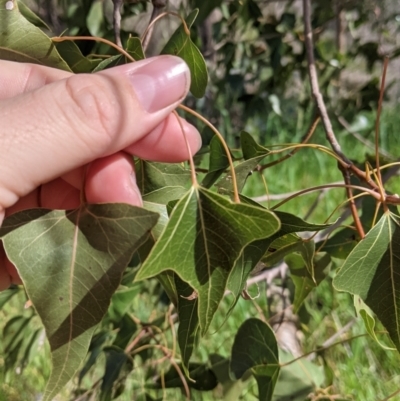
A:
[0, 56, 201, 290]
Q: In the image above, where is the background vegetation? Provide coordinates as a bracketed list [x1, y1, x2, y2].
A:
[1, 0, 400, 400]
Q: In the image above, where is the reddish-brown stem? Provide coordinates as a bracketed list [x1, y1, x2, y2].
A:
[51, 36, 136, 63]
[343, 169, 365, 238]
[178, 104, 240, 203]
[260, 115, 320, 171]
[173, 111, 197, 187]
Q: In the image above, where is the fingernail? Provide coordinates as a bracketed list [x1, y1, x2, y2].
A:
[128, 56, 190, 113]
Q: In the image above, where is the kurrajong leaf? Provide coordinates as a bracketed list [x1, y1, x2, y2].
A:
[0, 204, 158, 400]
[230, 318, 280, 401]
[175, 275, 199, 373]
[201, 135, 231, 188]
[0, 0, 71, 70]
[226, 201, 330, 315]
[161, 9, 208, 98]
[135, 186, 280, 335]
[333, 212, 400, 351]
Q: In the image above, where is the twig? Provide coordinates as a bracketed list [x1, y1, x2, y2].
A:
[142, 0, 167, 52]
[303, 0, 350, 164]
[260, 115, 320, 171]
[374, 57, 389, 188]
[112, 0, 123, 47]
[342, 167, 365, 238]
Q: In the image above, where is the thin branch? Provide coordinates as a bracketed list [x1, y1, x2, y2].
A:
[303, 0, 350, 164]
[342, 167, 365, 238]
[112, 0, 123, 47]
[374, 57, 389, 187]
[260, 115, 320, 171]
[142, 0, 167, 52]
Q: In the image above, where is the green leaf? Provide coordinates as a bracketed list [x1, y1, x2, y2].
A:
[136, 161, 191, 195]
[126, 36, 145, 60]
[240, 131, 270, 160]
[17, 0, 50, 30]
[202, 135, 231, 188]
[142, 186, 187, 204]
[287, 251, 331, 313]
[100, 347, 131, 401]
[175, 275, 199, 372]
[333, 212, 400, 351]
[135, 187, 280, 334]
[54, 40, 102, 73]
[3, 315, 33, 372]
[91, 54, 124, 72]
[354, 295, 396, 351]
[112, 314, 137, 350]
[230, 318, 280, 401]
[226, 205, 330, 312]
[152, 362, 218, 391]
[78, 331, 109, 385]
[216, 155, 266, 194]
[161, 9, 208, 98]
[0, 0, 71, 70]
[273, 350, 325, 401]
[0, 204, 158, 400]
[0, 286, 19, 310]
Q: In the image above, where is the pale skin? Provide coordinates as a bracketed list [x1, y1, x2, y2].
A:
[0, 55, 201, 290]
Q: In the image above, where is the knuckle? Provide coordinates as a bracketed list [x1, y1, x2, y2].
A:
[63, 74, 122, 150]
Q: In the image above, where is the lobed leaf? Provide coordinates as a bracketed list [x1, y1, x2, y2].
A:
[0, 0, 71, 70]
[161, 9, 208, 98]
[230, 318, 280, 401]
[333, 212, 400, 351]
[0, 204, 158, 400]
[135, 186, 280, 334]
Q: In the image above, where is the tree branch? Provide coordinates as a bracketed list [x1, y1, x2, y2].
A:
[303, 0, 350, 164]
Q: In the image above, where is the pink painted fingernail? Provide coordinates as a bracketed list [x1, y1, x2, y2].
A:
[128, 56, 190, 113]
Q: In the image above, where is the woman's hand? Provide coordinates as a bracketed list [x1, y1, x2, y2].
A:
[0, 56, 201, 290]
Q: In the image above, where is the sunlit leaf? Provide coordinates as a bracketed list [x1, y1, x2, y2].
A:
[136, 160, 191, 195]
[161, 9, 208, 98]
[0, 0, 71, 70]
[0, 204, 158, 400]
[135, 186, 280, 334]
[354, 295, 396, 351]
[274, 350, 325, 401]
[230, 318, 280, 401]
[216, 155, 266, 194]
[333, 212, 400, 351]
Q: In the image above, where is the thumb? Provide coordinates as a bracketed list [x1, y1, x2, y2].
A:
[0, 56, 190, 212]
